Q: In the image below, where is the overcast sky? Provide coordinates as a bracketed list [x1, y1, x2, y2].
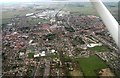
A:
[0, 0, 120, 3]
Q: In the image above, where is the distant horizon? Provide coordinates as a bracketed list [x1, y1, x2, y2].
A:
[0, 0, 120, 3]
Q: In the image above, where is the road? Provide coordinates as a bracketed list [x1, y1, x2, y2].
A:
[43, 59, 50, 78]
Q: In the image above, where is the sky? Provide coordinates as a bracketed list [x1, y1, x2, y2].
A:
[0, 0, 120, 3]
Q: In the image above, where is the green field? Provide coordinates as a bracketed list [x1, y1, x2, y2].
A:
[2, 9, 36, 24]
[63, 6, 98, 16]
[2, 9, 36, 19]
[69, 70, 83, 76]
[28, 53, 35, 58]
[90, 46, 110, 52]
[76, 55, 107, 77]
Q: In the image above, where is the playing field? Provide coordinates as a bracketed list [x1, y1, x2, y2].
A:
[76, 55, 107, 77]
[89, 46, 110, 52]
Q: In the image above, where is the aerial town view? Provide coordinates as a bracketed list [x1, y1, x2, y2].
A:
[1, 0, 120, 78]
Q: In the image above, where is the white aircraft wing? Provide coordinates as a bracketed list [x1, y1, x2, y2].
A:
[90, 0, 119, 48]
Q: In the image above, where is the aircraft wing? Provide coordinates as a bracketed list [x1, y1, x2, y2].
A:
[90, 0, 119, 48]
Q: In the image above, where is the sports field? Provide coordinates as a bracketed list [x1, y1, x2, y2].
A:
[76, 55, 107, 77]
[89, 46, 110, 52]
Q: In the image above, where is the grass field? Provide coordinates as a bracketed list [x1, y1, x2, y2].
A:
[76, 55, 107, 77]
[69, 70, 83, 76]
[26, 18, 50, 25]
[63, 6, 98, 16]
[28, 53, 35, 58]
[2, 9, 36, 24]
[2, 9, 36, 19]
[89, 46, 110, 52]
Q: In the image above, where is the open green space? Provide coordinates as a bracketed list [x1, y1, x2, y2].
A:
[63, 6, 98, 16]
[69, 70, 83, 76]
[28, 53, 35, 58]
[89, 46, 110, 52]
[2, 9, 36, 19]
[2, 8, 36, 24]
[76, 55, 107, 77]
[50, 53, 60, 59]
